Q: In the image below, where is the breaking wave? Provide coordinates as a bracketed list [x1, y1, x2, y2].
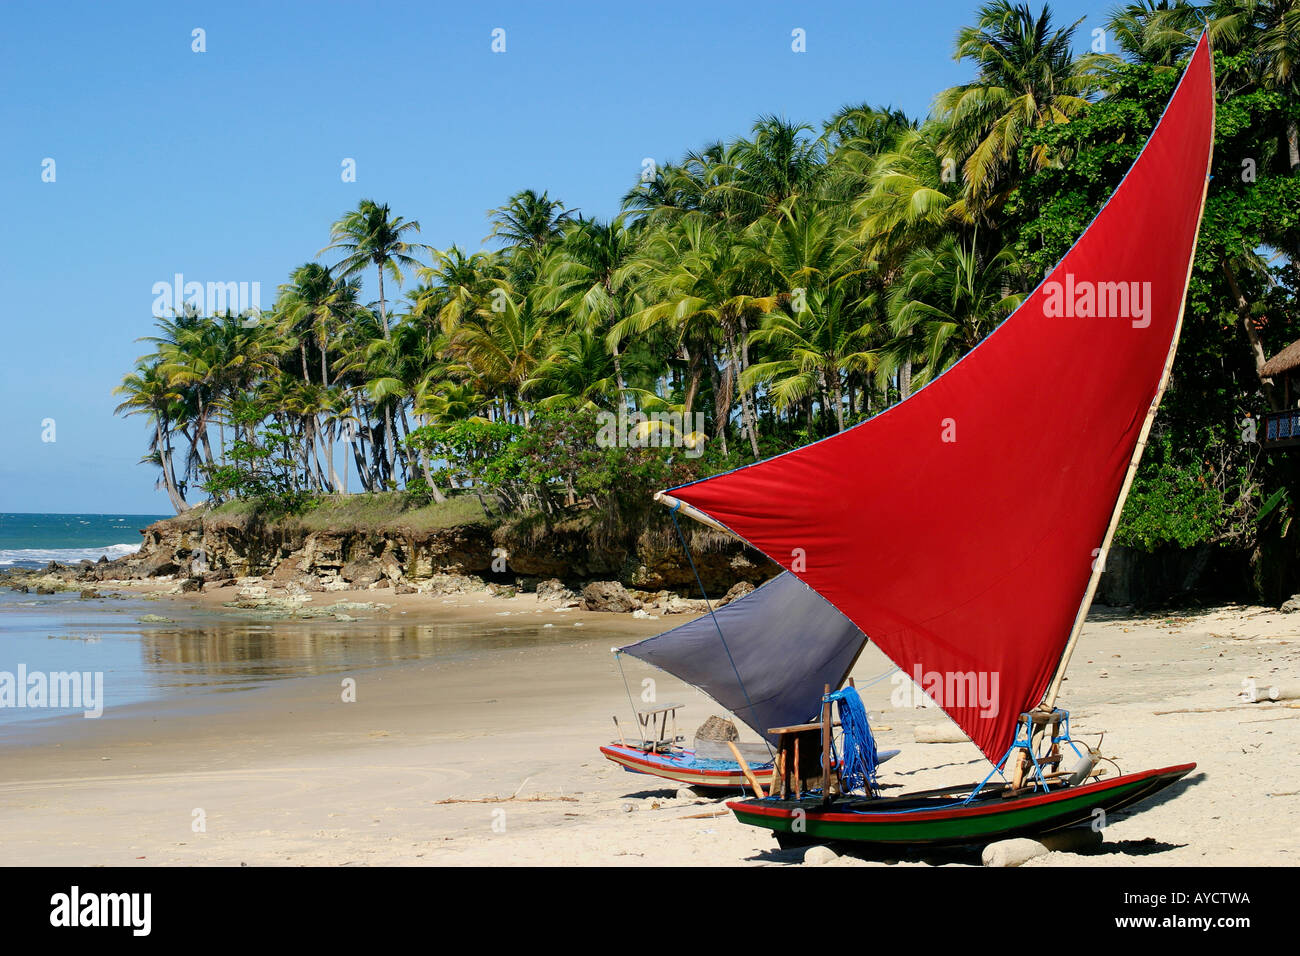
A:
[0, 543, 141, 569]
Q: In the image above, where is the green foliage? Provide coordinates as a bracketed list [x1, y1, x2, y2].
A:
[118, 8, 1300, 601]
[1117, 438, 1228, 550]
[408, 408, 712, 531]
[200, 406, 317, 519]
[1012, 51, 1299, 557]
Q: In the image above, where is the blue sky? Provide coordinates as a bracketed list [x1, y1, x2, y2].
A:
[0, 0, 1108, 514]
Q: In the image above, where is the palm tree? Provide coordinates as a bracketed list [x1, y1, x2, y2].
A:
[114, 361, 190, 513]
[617, 215, 776, 455]
[411, 246, 510, 335]
[744, 285, 879, 432]
[414, 380, 488, 426]
[712, 116, 827, 222]
[886, 235, 1024, 387]
[540, 215, 641, 400]
[1209, 0, 1300, 169]
[935, 1, 1099, 217]
[621, 143, 738, 225]
[524, 330, 631, 411]
[1107, 1, 1202, 68]
[486, 189, 575, 252]
[321, 200, 428, 340]
[447, 290, 554, 425]
[276, 262, 363, 386]
[486, 189, 575, 290]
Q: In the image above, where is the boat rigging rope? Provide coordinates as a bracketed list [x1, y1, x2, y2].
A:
[612, 649, 643, 743]
[669, 505, 774, 760]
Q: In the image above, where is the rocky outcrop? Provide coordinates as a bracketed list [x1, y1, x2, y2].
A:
[33, 502, 782, 610]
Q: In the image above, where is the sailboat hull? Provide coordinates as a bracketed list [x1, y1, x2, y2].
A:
[601, 743, 899, 791]
[727, 762, 1195, 846]
[601, 743, 767, 789]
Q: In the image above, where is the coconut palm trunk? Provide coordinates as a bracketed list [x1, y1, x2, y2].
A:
[725, 325, 760, 456]
[683, 347, 703, 417]
[376, 267, 390, 340]
[156, 420, 189, 513]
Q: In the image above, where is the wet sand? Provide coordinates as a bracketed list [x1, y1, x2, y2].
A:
[0, 584, 1296, 866]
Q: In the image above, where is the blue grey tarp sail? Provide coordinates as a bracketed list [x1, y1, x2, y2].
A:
[619, 572, 867, 744]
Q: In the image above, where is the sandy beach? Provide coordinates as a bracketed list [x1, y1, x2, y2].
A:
[0, 580, 1295, 867]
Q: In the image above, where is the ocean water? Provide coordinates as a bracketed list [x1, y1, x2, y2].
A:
[0, 591, 587, 731]
[0, 512, 167, 569]
[0, 512, 587, 732]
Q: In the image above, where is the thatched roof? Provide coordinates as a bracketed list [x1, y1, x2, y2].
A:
[1261, 338, 1300, 378]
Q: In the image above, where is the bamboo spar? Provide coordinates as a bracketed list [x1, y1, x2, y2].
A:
[1042, 55, 1216, 712]
[654, 492, 735, 536]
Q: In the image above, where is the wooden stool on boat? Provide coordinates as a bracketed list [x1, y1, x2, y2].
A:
[768, 682, 845, 803]
[632, 703, 683, 753]
[1005, 708, 1069, 796]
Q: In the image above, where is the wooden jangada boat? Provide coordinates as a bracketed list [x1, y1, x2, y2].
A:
[602, 572, 898, 791]
[647, 30, 1216, 845]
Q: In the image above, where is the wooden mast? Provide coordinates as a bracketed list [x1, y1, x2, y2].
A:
[1042, 45, 1216, 712]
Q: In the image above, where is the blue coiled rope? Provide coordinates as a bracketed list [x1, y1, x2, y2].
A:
[825, 686, 880, 796]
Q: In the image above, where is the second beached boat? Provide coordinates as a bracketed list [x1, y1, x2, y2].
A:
[602, 571, 897, 790]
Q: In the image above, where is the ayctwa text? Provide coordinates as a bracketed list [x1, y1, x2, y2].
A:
[1124, 892, 1251, 907]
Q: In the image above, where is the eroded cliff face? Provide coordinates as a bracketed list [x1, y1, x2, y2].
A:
[91, 510, 779, 597]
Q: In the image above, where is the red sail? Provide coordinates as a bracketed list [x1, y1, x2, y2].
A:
[667, 35, 1215, 763]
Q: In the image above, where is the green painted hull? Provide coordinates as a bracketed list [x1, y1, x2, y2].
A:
[728, 763, 1194, 847]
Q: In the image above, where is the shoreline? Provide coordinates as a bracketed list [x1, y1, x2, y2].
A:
[0, 586, 1294, 865]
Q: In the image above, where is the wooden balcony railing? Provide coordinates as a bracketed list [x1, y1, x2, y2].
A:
[1262, 408, 1300, 447]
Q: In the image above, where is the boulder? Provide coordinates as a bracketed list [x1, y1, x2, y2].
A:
[718, 580, 756, 607]
[180, 577, 203, 593]
[581, 581, 639, 613]
[535, 578, 574, 602]
[341, 558, 382, 587]
[983, 828, 1101, 867]
[982, 838, 1048, 868]
[662, 595, 709, 615]
[269, 560, 302, 584]
[914, 724, 968, 744]
[1281, 594, 1300, 614]
[803, 845, 839, 865]
[141, 551, 181, 578]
